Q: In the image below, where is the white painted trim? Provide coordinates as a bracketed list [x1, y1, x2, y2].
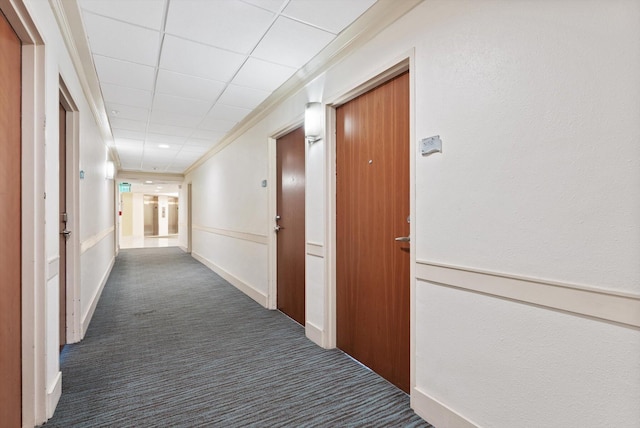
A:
[46, 371, 62, 420]
[192, 224, 268, 245]
[47, 256, 60, 281]
[192, 252, 268, 308]
[306, 242, 324, 258]
[416, 261, 640, 329]
[324, 55, 414, 351]
[2, 0, 48, 424]
[412, 387, 479, 428]
[81, 256, 115, 338]
[305, 321, 325, 348]
[178, 245, 188, 253]
[59, 80, 82, 344]
[267, 137, 277, 310]
[184, 0, 423, 176]
[48, 0, 119, 166]
[80, 226, 115, 254]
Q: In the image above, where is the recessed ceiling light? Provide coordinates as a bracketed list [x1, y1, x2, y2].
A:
[157, 186, 163, 189]
[145, 180, 153, 184]
[158, 144, 170, 149]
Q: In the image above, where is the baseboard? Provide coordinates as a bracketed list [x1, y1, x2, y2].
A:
[178, 245, 188, 253]
[192, 252, 268, 308]
[305, 321, 324, 347]
[81, 256, 115, 338]
[412, 387, 478, 428]
[46, 371, 62, 419]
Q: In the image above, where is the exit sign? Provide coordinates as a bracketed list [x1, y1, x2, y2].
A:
[119, 183, 131, 193]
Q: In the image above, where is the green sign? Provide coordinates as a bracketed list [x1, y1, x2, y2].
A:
[119, 183, 131, 193]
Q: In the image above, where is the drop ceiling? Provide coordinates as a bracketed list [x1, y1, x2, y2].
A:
[77, 0, 378, 174]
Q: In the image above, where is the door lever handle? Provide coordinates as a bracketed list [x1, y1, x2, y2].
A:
[394, 236, 410, 242]
[274, 225, 283, 232]
[61, 229, 71, 238]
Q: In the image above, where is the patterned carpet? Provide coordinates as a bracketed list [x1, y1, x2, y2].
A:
[43, 248, 431, 427]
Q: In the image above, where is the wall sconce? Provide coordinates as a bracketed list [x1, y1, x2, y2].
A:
[305, 102, 322, 143]
[105, 160, 115, 180]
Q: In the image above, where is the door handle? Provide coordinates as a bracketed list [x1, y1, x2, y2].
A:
[394, 236, 410, 242]
[274, 225, 283, 232]
[61, 229, 71, 238]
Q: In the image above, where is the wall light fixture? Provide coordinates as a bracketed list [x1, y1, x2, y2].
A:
[305, 102, 323, 143]
[105, 160, 115, 180]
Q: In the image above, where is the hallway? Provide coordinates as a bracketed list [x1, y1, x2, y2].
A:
[44, 248, 429, 427]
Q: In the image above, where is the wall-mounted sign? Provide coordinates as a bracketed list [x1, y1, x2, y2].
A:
[119, 183, 131, 193]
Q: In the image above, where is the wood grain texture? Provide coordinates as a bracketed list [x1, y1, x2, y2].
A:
[336, 72, 410, 392]
[276, 126, 306, 325]
[0, 9, 22, 426]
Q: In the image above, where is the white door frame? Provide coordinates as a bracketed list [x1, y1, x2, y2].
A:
[59, 79, 82, 345]
[0, 0, 47, 425]
[323, 54, 416, 387]
[267, 119, 305, 310]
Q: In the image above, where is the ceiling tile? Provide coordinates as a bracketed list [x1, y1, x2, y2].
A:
[150, 109, 204, 128]
[199, 116, 238, 133]
[110, 117, 147, 132]
[251, 16, 334, 68]
[144, 133, 187, 147]
[282, 0, 376, 34]
[115, 138, 144, 152]
[112, 129, 146, 140]
[82, 12, 161, 66]
[80, 0, 166, 30]
[101, 83, 153, 108]
[147, 123, 193, 137]
[156, 69, 226, 101]
[93, 55, 156, 91]
[207, 104, 251, 123]
[232, 57, 296, 92]
[106, 103, 149, 122]
[153, 93, 212, 117]
[241, 0, 287, 13]
[166, 0, 274, 54]
[190, 129, 226, 141]
[160, 35, 247, 81]
[180, 143, 210, 153]
[217, 85, 270, 110]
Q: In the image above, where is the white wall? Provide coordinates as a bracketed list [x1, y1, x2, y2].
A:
[24, 0, 116, 422]
[186, 1, 640, 427]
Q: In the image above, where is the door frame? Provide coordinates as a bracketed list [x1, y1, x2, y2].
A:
[267, 118, 305, 310]
[0, 0, 46, 425]
[59, 79, 81, 345]
[324, 54, 416, 385]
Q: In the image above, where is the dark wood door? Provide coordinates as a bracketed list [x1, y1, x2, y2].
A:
[276, 126, 306, 325]
[336, 72, 410, 392]
[59, 102, 67, 350]
[0, 9, 22, 426]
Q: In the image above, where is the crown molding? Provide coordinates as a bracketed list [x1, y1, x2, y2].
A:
[184, 0, 424, 176]
[49, 0, 120, 168]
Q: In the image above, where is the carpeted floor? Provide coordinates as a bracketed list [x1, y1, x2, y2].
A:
[43, 248, 431, 427]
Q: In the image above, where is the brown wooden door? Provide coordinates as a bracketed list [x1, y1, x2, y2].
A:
[59, 102, 68, 350]
[0, 9, 22, 426]
[276, 126, 306, 325]
[336, 72, 410, 392]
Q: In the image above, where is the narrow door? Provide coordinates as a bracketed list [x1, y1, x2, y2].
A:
[336, 72, 410, 392]
[276, 126, 306, 325]
[59, 102, 68, 350]
[0, 9, 22, 426]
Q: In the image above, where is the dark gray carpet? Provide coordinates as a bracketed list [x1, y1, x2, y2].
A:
[43, 247, 431, 427]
